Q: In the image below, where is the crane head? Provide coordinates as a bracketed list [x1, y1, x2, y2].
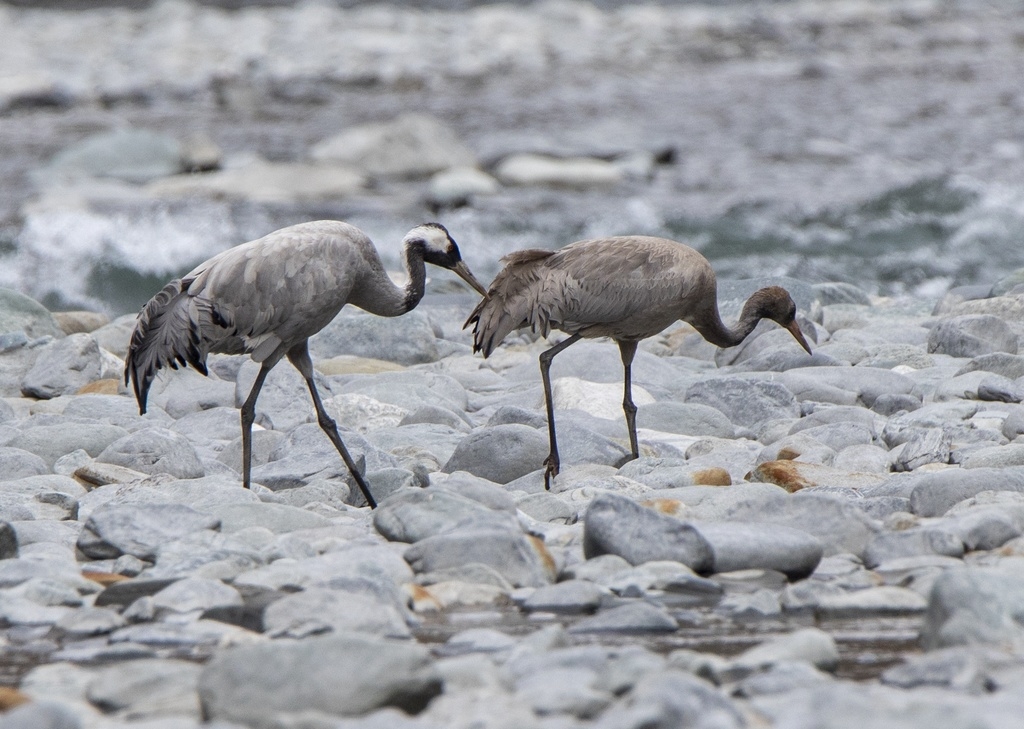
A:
[406, 222, 489, 296]
[747, 285, 813, 355]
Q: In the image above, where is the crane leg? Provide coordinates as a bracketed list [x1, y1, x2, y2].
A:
[287, 343, 377, 509]
[538, 333, 581, 490]
[240, 361, 274, 490]
[618, 340, 640, 463]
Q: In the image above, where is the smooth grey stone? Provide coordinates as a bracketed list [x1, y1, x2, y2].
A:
[636, 401, 735, 438]
[716, 627, 839, 684]
[199, 502, 332, 534]
[445, 627, 517, 656]
[814, 281, 871, 306]
[756, 433, 836, 466]
[516, 491, 576, 523]
[777, 366, 915, 407]
[882, 401, 980, 446]
[583, 493, 713, 572]
[312, 113, 475, 178]
[685, 377, 798, 427]
[263, 587, 410, 639]
[78, 503, 220, 560]
[86, 657, 201, 717]
[399, 404, 472, 432]
[442, 424, 549, 484]
[170, 406, 244, 443]
[939, 508, 1023, 550]
[11, 519, 80, 549]
[719, 328, 819, 370]
[0, 288, 64, 339]
[880, 646, 1008, 691]
[871, 392, 922, 416]
[0, 701, 81, 729]
[862, 528, 965, 568]
[1001, 407, 1024, 439]
[562, 554, 632, 583]
[514, 666, 615, 719]
[603, 561, 723, 606]
[833, 443, 891, 473]
[716, 588, 782, 619]
[503, 340, 679, 391]
[340, 371, 468, 413]
[928, 314, 1018, 357]
[956, 352, 1024, 379]
[486, 405, 547, 429]
[404, 525, 554, 588]
[414, 563, 514, 591]
[0, 490, 77, 522]
[593, 670, 744, 729]
[151, 577, 244, 614]
[46, 128, 185, 182]
[692, 521, 822, 580]
[857, 343, 933, 369]
[96, 427, 204, 479]
[722, 492, 878, 558]
[434, 472, 516, 512]
[768, 371, 859, 406]
[522, 580, 606, 614]
[976, 375, 1024, 403]
[20, 333, 103, 399]
[59, 393, 167, 430]
[815, 585, 927, 618]
[789, 404, 882, 435]
[148, 369, 236, 420]
[233, 545, 412, 593]
[569, 601, 677, 634]
[961, 443, 1024, 469]
[199, 634, 442, 725]
[791, 422, 875, 452]
[54, 607, 127, 637]
[0, 447, 49, 479]
[909, 467, 1024, 516]
[734, 661, 834, 697]
[858, 496, 913, 519]
[311, 310, 439, 365]
[373, 488, 498, 543]
[921, 565, 1024, 649]
[7, 422, 129, 468]
[549, 419, 631, 470]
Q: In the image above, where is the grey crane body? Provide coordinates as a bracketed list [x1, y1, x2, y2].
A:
[466, 235, 812, 489]
[125, 220, 487, 507]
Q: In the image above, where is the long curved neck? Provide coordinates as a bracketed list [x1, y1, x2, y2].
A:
[357, 241, 426, 317]
[692, 303, 762, 349]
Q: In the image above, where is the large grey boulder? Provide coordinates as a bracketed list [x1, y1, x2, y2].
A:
[373, 487, 499, 543]
[404, 525, 555, 588]
[21, 333, 104, 399]
[45, 128, 185, 183]
[685, 377, 799, 428]
[198, 634, 442, 727]
[909, 467, 1024, 517]
[310, 310, 440, 365]
[443, 424, 549, 484]
[583, 493, 713, 572]
[691, 521, 823, 579]
[95, 427, 204, 479]
[0, 288, 64, 339]
[921, 565, 1024, 649]
[928, 314, 1018, 357]
[77, 503, 220, 560]
[311, 113, 475, 179]
[7, 423, 129, 468]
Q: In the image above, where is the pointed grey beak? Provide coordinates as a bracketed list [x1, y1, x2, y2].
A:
[786, 319, 813, 355]
[452, 260, 489, 297]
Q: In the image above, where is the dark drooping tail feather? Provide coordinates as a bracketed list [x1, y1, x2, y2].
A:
[123, 279, 211, 414]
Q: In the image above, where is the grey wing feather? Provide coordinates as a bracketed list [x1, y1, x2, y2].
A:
[123, 278, 220, 414]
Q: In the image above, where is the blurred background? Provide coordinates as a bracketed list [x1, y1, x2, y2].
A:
[1, 0, 1023, 316]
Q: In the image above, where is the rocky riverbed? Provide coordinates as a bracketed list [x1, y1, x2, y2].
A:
[3, 272, 1024, 728]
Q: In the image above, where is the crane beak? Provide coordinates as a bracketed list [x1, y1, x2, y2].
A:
[452, 260, 489, 297]
[787, 320, 813, 355]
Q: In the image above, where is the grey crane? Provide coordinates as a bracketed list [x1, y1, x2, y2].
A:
[465, 235, 812, 489]
[125, 220, 488, 508]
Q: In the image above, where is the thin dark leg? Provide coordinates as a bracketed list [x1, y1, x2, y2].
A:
[287, 342, 377, 509]
[240, 361, 275, 490]
[618, 339, 640, 463]
[538, 333, 582, 490]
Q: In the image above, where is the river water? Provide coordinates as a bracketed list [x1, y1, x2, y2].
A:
[1, 0, 1024, 315]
